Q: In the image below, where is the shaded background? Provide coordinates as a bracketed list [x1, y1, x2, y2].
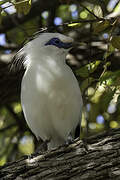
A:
[0, 0, 120, 165]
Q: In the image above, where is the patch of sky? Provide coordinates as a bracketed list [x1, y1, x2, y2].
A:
[54, 17, 63, 26]
[107, 103, 116, 114]
[89, 123, 96, 129]
[69, 4, 77, 12]
[1, 2, 16, 14]
[107, 0, 119, 11]
[86, 103, 91, 112]
[96, 115, 104, 124]
[0, 34, 6, 46]
[41, 11, 49, 19]
[5, 50, 12, 54]
[103, 33, 109, 39]
[72, 11, 78, 19]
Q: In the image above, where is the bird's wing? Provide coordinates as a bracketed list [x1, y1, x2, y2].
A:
[9, 47, 27, 72]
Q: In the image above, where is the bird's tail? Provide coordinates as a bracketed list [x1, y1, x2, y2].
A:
[48, 137, 65, 150]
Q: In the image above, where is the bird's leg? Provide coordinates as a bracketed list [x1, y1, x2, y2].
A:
[27, 138, 50, 159]
[65, 132, 74, 146]
[81, 138, 89, 153]
[43, 139, 50, 150]
[35, 137, 50, 153]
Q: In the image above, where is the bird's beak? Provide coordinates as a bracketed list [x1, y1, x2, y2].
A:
[62, 42, 73, 49]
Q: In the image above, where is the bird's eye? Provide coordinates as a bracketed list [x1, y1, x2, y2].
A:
[54, 39, 60, 44]
[45, 38, 62, 47]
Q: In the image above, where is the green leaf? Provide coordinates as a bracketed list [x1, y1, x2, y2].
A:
[13, 0, 31, 15]
[114, 2, 120, 13]
[0, 8, 2, 24]
[68, 23, 81, 27]
[100, 70, 120, 86]
[80, 10, 88, 19]
[0, 0, 8, 6]
[76, 60, 101, 77]
[0, 0, 11, 5]
[76, 66, 89, 77]
[93, 5, 103, 18]
[93, 20, 110, 34]
[81, 77, 95, 92]
[89, 60, 101, 73]
[104, 43, 115, 59]
[0, 155, 7, 166]
[117, 95, 120, 105]
[100, 89, 115, 112]
[100, 71, 113, 82]
[111, 36, 120, 50]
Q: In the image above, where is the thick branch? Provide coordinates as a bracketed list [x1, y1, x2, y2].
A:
[0, 128, 120, 179]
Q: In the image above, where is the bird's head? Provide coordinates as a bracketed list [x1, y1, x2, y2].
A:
[25, 33, 73, 59]
[11, 33, 73, 70]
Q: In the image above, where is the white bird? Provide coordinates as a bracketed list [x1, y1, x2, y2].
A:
[19, 32, 83, 150]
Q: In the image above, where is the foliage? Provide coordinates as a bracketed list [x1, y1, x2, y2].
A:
[1, 0, 120, 165]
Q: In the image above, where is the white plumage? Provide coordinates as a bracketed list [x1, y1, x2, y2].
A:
[21, 33, 83, 150]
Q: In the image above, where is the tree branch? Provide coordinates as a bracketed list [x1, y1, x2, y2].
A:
[0, 44, 18, 51]
[0, 128, 120, 179]
[0, 123, 17, 133]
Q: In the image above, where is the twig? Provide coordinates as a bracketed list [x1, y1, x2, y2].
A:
[0, 123, 17, 133]
[1, 6, 29, 38]
[0, 44, 18, 51]
[79, 3, 104, 20]
[62, 18, 104, 25]
[0, 4, 12, 10]
[6, 104, 21, 123]
[0, 129, 19, 159]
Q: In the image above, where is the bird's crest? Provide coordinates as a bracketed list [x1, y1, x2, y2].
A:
[9, 28, 49, 72]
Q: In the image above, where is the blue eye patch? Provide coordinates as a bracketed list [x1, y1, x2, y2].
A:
[45, 38, 72, 49]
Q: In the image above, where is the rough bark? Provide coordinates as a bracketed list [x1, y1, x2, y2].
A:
[0, 128, 120, 180]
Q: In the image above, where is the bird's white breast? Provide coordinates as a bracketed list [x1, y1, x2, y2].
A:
[21, 56, 82, 148]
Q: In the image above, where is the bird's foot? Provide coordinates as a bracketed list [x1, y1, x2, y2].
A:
[65, 133, 74, 146]
[35, 138, 50, 153]
[82, 138, 89, 153]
